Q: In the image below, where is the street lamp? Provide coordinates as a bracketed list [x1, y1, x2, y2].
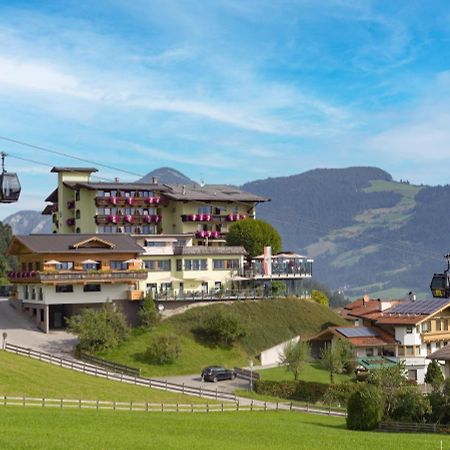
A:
[249, 360, 254, 391]
[2, 331, 7, 350]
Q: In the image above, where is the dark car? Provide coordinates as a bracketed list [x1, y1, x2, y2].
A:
[201, 366, 236, 382]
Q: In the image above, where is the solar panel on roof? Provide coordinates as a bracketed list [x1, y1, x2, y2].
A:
[337, 327, 379, 338]
[386, 299, 450, 315]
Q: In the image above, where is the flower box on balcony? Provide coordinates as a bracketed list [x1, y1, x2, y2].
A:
[146, 197, 160, 205]
[66, 218, 75, 226]
[66, 201, 75, 209]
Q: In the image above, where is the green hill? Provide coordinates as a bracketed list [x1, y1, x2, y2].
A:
[243, 167, 449, 297]
[0, 351, 207, 403]
[100, 298, 347, 376]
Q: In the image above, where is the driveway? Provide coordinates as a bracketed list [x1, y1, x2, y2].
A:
[0, 297, 78, 357]
[156, 372, 253, 394]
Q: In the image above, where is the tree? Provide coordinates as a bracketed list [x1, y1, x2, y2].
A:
[195, 310, 246, 348]
[145, 334, 181, 364]
[320, 340, 353, 384]
[138, 292, 160, 328]
[311, 289, 329, 306]
[225, 218, 282, 258]
[389, 386, 431, 423]
[279, 340, 311, 381]
[367, 362, 407, 418]
[67, 303, 129, 352]
[425, 360, 444, 388]
[347, 384, 384, 430]
[429, 378, 450, 423]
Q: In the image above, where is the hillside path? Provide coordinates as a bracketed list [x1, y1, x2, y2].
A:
[0, 297, 77, 357]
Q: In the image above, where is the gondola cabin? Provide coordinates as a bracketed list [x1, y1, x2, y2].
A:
[0, 153, 21, 203]
[431, 254, 450, 298]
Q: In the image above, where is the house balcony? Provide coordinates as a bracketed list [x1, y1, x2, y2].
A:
[95, 214, 161, 226]
[127, 290, 144, 301]
[195, 230, 222, 239]
[7, 270, 148, 284]
[95, 197, 161, 207]
[181, 213, 247, 223]
[422, 331, 450, 343]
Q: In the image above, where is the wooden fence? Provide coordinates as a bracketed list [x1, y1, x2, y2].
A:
[0, 395, 346, 416]
[4, 343, 236, 402]
[379, 421, 450, 434]
[78, 350, 141, 377]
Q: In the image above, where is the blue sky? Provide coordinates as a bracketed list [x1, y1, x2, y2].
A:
[1, 0, 450, 217]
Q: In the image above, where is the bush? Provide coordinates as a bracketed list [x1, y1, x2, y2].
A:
[67, 303, 129, 353]
[390, 386, 431, 423]
[138, 293, 160, 328]
[347, 384, 384, 430]
[311, 289, 329, 306]
[254, 380, 329, 403]
[145, 334, 181, 364]
[271, 281, 286, 296]
[195, 310, 245, 347]
[323, 382, 360, 407]
[425, 360, 444, 388]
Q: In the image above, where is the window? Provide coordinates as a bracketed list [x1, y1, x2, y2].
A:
[110, 261, 128, 270]
[35, 262, 41, 271]
[416, 325, 420, 334]
[406, 346, 414, 356]
[83, 263, 99, 271]
[38, 288, 43, 301]
[398, 346, 405, 356]
[406, 326, 413, 334]
[55, 285, 73, 293]
[415, 346, 421, 356]
[183, 259, 207, 271]
[75, 190, 80, 201]
[213, 259, 240, 270]
[427, 343, 432, 355]
[76, 209, 80, 219]
[436, 319, 442, 331]
[143, 260, 171, 271]
[56, 262, 74, 270]
[422, 321, 431, 333]
[436, 341, 442, 349]
[176, 259, 182, 271]
[83, 284, 101, 292]
[24, 286, 29, 300]
[445, 319, 449, 331]
[365, 348, 374, 357]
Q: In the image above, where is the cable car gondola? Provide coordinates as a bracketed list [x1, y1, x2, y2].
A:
[0, 152, 21, 203]
[430, 254, 450, 298]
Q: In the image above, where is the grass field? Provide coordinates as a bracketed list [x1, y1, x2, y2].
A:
[0, 351, 208, 403]
[258, 362, 351, 384]
[0, 407, 448, 449]
[99, 298, 347, 377]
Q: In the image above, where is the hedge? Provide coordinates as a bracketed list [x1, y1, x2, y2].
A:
[254, 379, 329, 403]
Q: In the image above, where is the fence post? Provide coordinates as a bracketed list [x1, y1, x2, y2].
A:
[146, 402, 148, 412]
[79, 399, 81, 409]
[250, 400, 253, 411]
[176, 403, 179, 413]
[182, 383, 185, 394]
[207, 403, 209, 413]
[3, 395, 6, 406]
[237, 401, 239, 411]
[113, 401, 116, 411]
[130, 401, 132, 411]
[161, 402, 164, 412]
[290, 401, 293, 411]
[216, 388, 218, 400]
[97, 400, 99, 411]
[22, 396, 25, 407]
[221, 402, 224, 412]
[60, 398, 63, 408]
[191, 404, 193, 413]
[276, 401, 279, 411]
[42, 398, 45, 408]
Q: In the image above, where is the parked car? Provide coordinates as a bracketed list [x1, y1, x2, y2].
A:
[201, 366, 236, 382]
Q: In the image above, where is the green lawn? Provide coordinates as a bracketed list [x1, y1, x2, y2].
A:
[0, 407, 448, 449]
[258, 362, 351, 384]
[99, 298, 347, 376]
[0, 350, 208, 403]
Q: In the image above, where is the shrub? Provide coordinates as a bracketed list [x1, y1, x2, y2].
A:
[347, 384, 384, 430]
[390, 386, 431, 423]
[311, 289, 329, 306]
[425, 360, 444, 388]
[138, 293, 160, 328]
[145, 334, 181, 364]
[195, 310, 245, 347]
[279, 340, 311, 381]
[254, 380, 329, 403]
[67, 303, 129, 353]
[271, 281, 286, 296]
[323, 382, 360, 407]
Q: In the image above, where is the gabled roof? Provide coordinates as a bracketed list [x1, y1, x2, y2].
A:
[376, 299, 450, 326]
[7, 234, 143, 255]
[428, 344, 450, 361]
[309, 325, 397, 347]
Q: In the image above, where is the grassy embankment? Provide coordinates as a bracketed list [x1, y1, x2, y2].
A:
[0, 407, 448, 450]
[0, 351, 208, 403]
[100, 298, 347, 377]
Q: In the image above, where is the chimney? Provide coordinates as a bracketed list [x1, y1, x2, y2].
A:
[114, 177, 120, 183]
[362, 294, 369, 306]
[409, 291, 416, 302]
[152, 176, 158, 185]
[182, 185, 186, 195]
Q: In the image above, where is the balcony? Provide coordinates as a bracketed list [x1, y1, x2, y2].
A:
[181, 213, 247, 223]
[95, 196, 160, 207]
[195, 230, 222, 239]
[8, 270, 148, 284]
[127, 290, 144, 301]
[95, 214, 161, 226]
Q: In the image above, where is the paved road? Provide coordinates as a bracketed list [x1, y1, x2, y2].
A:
[0, 297, 78, 357]
[156, 372, 253, 394]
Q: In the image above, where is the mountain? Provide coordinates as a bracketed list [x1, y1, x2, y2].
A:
[243, 167, 446, 298]
[3, 210, 52, 235]
[137, 167, 197, 185]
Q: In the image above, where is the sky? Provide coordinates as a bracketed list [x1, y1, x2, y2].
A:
[1, 0, 450, 217]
